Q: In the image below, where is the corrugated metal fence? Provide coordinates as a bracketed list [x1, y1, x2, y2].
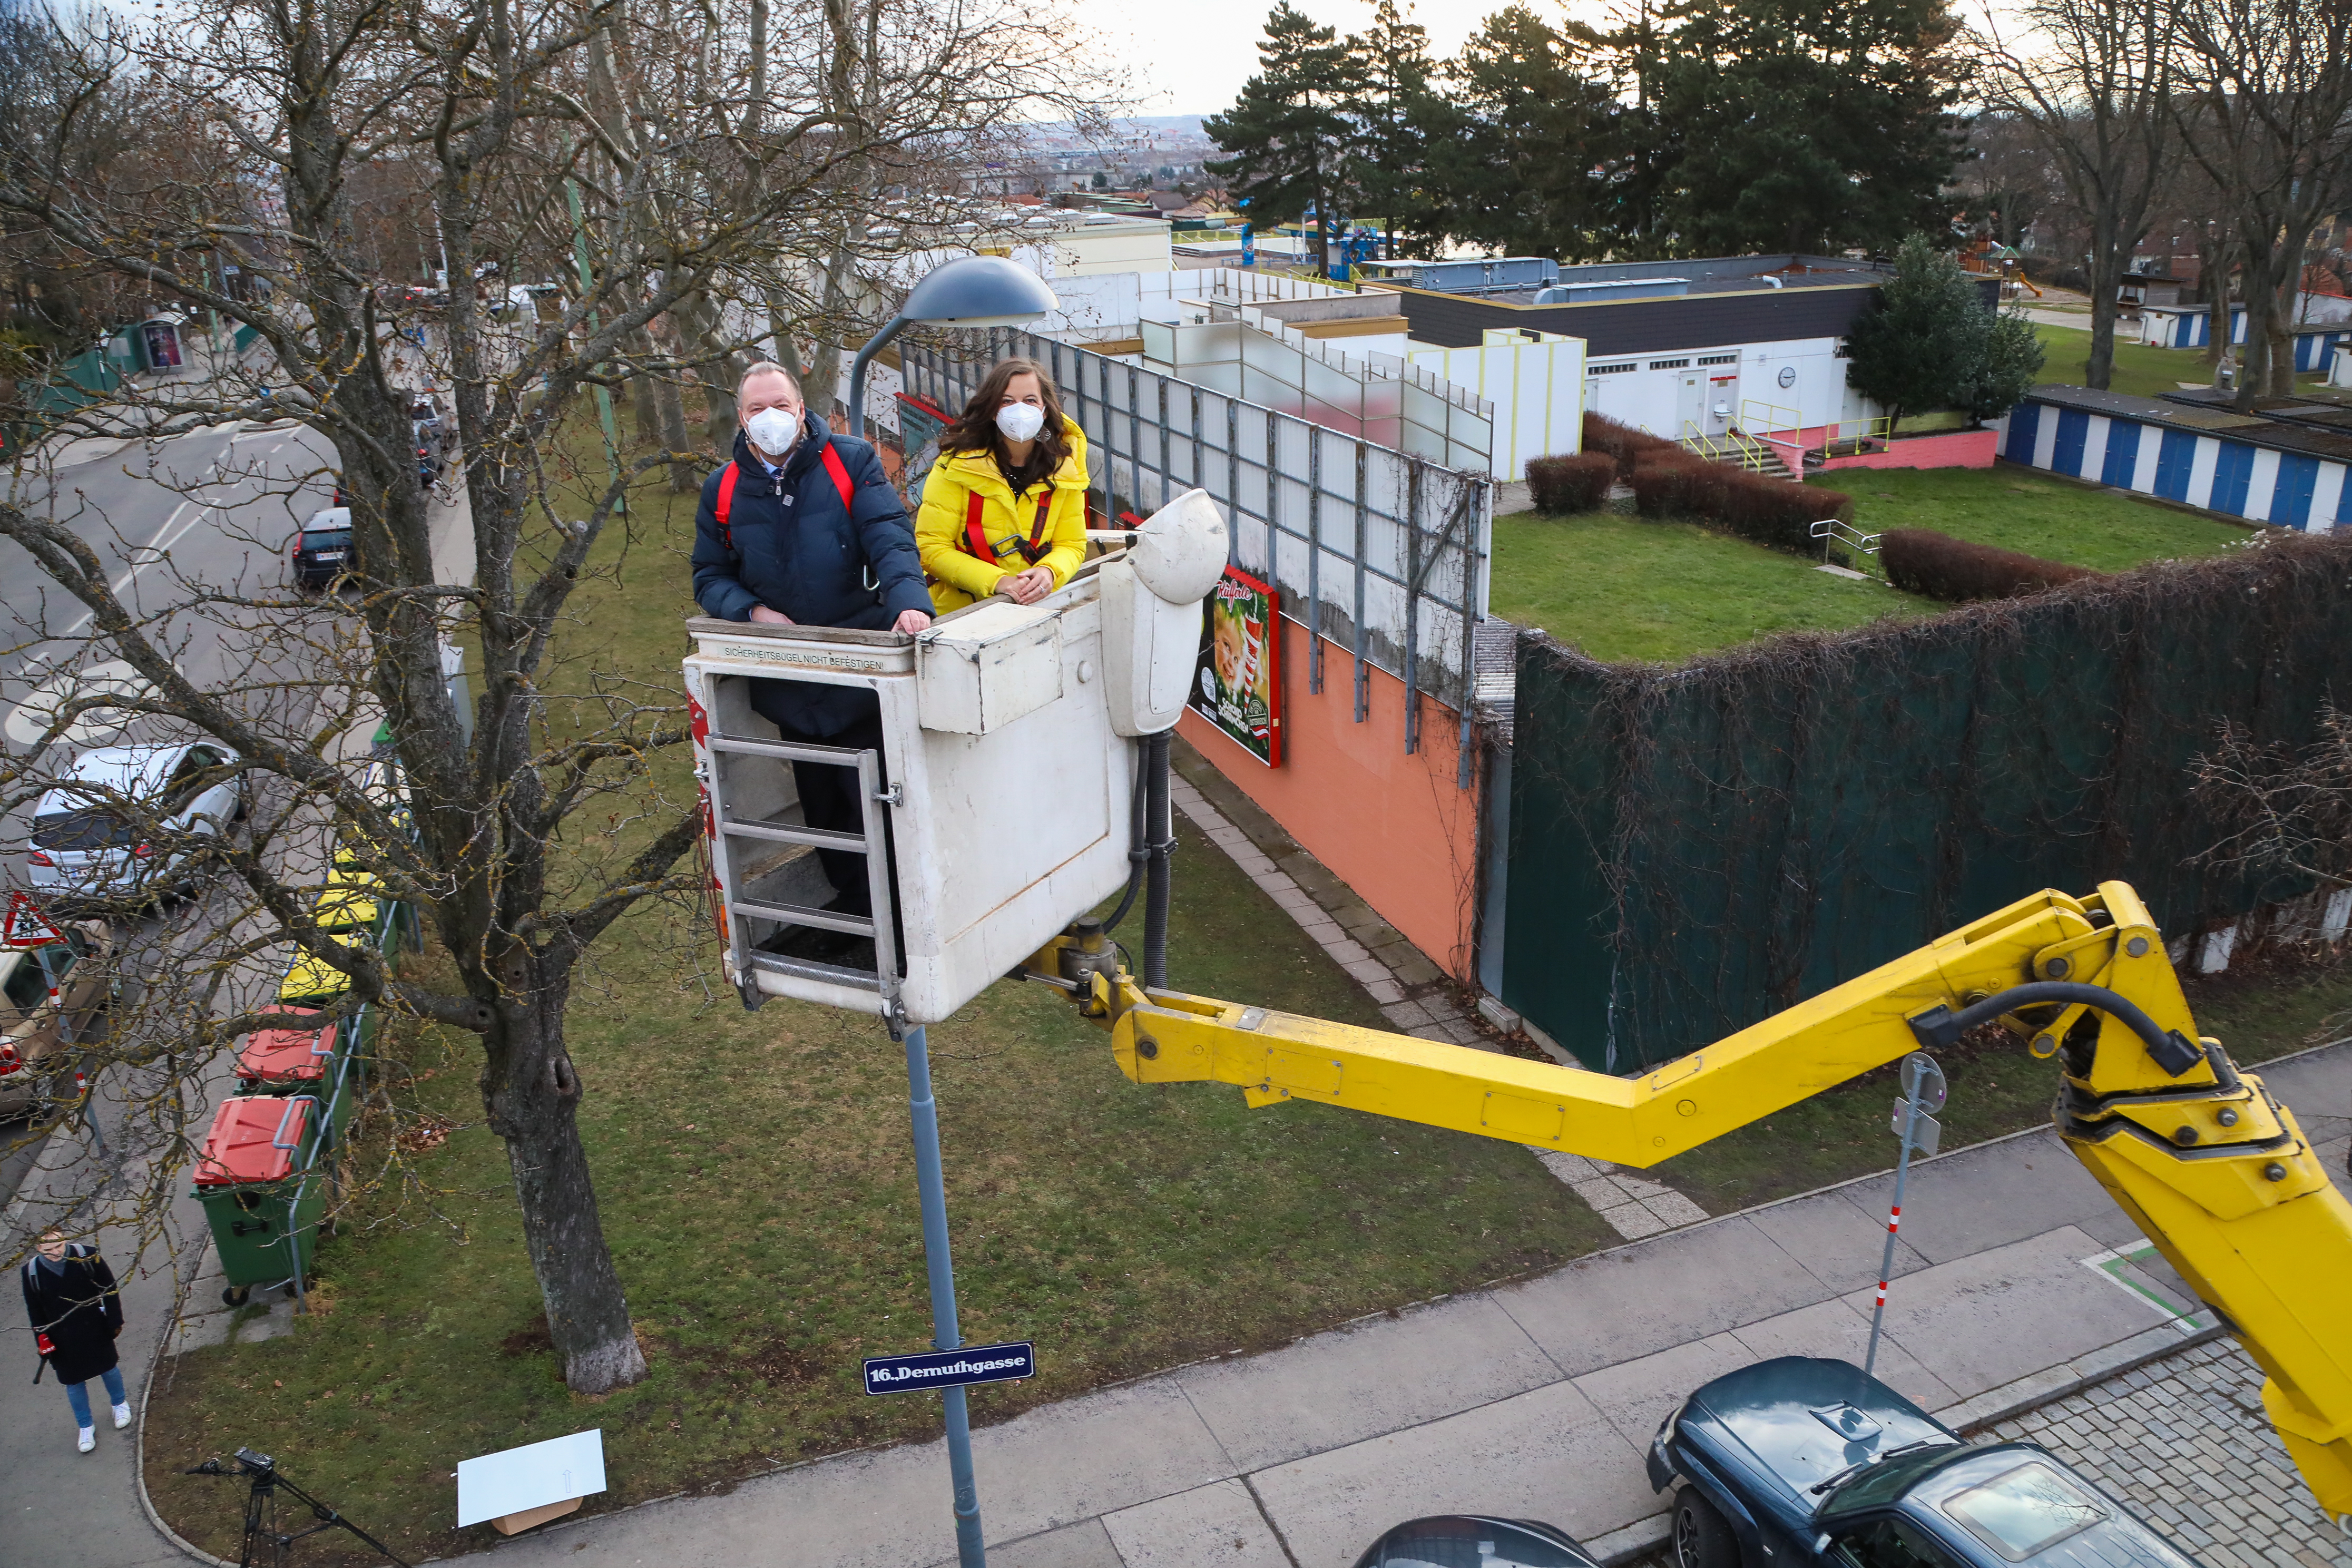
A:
[900, 329, 1494, 777]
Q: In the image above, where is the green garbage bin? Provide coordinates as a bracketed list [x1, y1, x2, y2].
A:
[192, 1094, 327, 1306]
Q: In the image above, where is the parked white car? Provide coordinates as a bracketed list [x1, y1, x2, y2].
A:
[27, 743, 246, 903]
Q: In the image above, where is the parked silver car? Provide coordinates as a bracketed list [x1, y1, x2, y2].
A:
[27, 743, 246, 903]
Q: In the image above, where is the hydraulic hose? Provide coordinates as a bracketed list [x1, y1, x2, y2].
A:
[1907, 981, 2202, 1077]
[1143, 730, 1173, 988]
[1102, 741, 1150, 934]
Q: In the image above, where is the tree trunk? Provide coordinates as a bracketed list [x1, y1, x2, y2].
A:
[646, 326, 695, 490]
[2083, 208, 2124, 393]
[2235, 260, 2273, 413]
[482, 947, 647, 1393]
[2196, 233, 2228, 366]
[674, 290, 746, 452]
[2269, 267, 2300, 396]
[765, 286, 807, 381]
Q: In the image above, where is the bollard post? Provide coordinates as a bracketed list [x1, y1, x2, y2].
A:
[1864, 1053, 1944, 1377]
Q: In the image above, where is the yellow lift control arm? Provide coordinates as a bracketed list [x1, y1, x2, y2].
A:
[1028, 881, 2352, 1521]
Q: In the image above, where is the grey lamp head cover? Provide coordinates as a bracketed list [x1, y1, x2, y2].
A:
[899, 254, 1060, 327]
[845, 256, 1060, 439]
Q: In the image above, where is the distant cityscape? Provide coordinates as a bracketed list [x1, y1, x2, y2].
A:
[976, 116, 1229, 204]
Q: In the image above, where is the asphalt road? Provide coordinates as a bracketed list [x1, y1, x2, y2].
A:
[0, 418, 342, 1211]
[0, 406, 474, 1566]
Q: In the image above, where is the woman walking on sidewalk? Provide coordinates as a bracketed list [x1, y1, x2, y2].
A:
[22, 1229, 127, 1452]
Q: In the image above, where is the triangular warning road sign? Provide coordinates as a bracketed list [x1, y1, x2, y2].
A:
[3, 890, 65, 948]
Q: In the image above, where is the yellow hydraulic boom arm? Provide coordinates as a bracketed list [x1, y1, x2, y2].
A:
[1030, 881, 2352, 1521]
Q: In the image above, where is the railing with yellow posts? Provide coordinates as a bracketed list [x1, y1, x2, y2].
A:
[1678, 421, 1785, 474]
[1021, 880, 2352, 1521]
[1737, 398, 1805, 438]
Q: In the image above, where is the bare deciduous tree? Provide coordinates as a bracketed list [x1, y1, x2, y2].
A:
[2193, 703, 2352, 893]
[1974, 0, 2180, 391]
[2170, 0, 2352, 406]
[1, 0, 1108, 1392]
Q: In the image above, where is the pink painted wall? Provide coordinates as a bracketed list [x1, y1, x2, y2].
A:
[1820, 429, 1999, 471]
[1178, 637, 1481, 979]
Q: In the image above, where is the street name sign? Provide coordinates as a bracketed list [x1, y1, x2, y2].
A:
[863, 1342, 1035, 1395]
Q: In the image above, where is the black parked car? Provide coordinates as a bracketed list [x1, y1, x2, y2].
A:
[288, 506, 353, 589]
[1648, 1358, 2202, 1568]
[1353, 1515, 1603, 1568]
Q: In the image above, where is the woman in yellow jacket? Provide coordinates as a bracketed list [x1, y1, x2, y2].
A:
[917, 356, 1090, 611]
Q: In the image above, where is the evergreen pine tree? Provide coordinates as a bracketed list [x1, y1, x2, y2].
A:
[1343, 2, 1451, 259]
[1205, 5, 1364, 275]
[1845, 233, 1989, 429]
[1954, 307, 2046, 427]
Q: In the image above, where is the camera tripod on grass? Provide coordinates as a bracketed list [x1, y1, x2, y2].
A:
[185, 1448, 408, 1567]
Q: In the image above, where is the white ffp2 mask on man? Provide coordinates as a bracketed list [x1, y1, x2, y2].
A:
[995, 403, 1046, 443]
[744, 406, 800, 457]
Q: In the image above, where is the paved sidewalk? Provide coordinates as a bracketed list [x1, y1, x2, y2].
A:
[1988, 1338, 2346, 1568]
[467, 1043, 2349, 1568]
[0, 479, 479, 1568]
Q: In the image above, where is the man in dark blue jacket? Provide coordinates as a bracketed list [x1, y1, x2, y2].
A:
[692, 363, 931, 927]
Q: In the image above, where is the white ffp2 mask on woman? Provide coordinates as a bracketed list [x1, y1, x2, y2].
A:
[744, 406, 800, 457]
[995, 403, 1046, 443]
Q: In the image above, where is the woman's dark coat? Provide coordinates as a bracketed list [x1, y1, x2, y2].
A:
[22, 1243, 123, 1385]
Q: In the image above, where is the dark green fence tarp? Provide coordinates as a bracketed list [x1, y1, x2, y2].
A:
[1502, 532, 2352, 1073]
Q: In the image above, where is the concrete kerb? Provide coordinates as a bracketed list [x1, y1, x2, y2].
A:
[134, 1235, 241, 1568]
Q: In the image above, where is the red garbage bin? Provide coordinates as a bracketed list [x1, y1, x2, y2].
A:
[235, 1011, 339, 1093]
[192, 1095, 326, 1304]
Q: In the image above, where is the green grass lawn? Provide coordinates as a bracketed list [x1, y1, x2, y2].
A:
[1488, 509, 1933, 664]
[1491, 461, 2259, 668]
[1808, 467, 2253, 572]
[2033, 322, 2332, 401]
[143, 429, 1608, 1562]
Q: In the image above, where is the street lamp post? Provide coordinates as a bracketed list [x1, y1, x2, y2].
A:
[850, 253, 1055, 1568]
[844, 254, 1058, 442]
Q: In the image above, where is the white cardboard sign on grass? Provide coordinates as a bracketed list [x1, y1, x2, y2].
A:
[456, 1428, 605, 1528]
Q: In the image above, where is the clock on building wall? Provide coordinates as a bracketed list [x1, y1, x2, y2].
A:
[1777, 366, 1797, 388]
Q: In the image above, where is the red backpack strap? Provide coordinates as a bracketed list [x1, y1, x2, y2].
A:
[963, 487, 1056, 567]
[714, 463, 739, 551]
[1016, 490, 1053, 565]
[963, 491, 992, 560]
[820, 444, 854, 511]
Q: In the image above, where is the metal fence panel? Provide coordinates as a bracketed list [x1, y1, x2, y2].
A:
[904, 331, 1492, 763]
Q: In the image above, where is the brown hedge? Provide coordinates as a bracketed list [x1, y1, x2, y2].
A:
[1880, 527, 2100, 602]
[1525, 451, 1619, 514]
[1626, 450, 1853, 556]
[1582, 411, 1682, 478]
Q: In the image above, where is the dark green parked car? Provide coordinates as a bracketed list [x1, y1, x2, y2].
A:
[1647, 1358, 2203, 1568]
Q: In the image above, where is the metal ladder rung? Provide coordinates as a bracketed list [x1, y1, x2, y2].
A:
[709, 734, 865, 767]
[721, 817, 868, 854]
[730, 897, 875, 937]
[746, 950, 882, 991]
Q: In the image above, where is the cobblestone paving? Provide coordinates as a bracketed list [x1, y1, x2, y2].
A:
[1982, 1337, 2348, 1568]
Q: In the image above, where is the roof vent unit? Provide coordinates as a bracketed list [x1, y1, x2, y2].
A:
[1380, 256, 1560, 296]
[1533, 277, 1691, 305]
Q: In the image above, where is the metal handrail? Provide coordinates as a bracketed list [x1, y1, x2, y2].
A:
[1810, 517, 1883, 565]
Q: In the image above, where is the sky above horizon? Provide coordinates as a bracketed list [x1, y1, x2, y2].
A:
[1094, 0, 2008, 124]
[1102, 0, 1595, 121]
